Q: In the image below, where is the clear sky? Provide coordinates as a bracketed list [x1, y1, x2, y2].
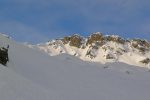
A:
[0, 0, 150, 44]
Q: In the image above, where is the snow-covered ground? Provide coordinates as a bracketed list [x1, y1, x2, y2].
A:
[0, 33, 150, 100]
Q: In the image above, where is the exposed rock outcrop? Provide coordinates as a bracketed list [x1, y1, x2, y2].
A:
[86, 32, 103, 45]
[38, 32, 150, 68]
[104, 35, 125, 44]
[106, 54, 115, 59]
[131, 39, 150, 53]
[140, 58, 150, 65]
[62, 34, 83, 48]
[0, 47, 9, 66]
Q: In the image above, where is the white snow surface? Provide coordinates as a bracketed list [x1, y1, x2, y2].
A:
[0, 33, 150, 100]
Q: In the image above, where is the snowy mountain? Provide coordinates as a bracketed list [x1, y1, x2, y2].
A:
[37, 32, 150, 68]
[0, 33, 150, 100]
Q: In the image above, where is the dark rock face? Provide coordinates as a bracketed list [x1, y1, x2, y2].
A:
[106, 54, 115, 59]
[86, 33, 126, 46]
[131, 39, 150, 53]
[104, 35, 125, 44]
[62, 34, 83, 48]
[86, 50, 96, 59]
[0, 47, 9, 66]
[69, 35, 83, 48]
[140, 58, 150, 64]
[87, 33, 103, 45]
[131, 39, 150, 48]
[62, 36, 71, 44]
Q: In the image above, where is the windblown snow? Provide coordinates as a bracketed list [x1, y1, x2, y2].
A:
[0, 33, 150, 100]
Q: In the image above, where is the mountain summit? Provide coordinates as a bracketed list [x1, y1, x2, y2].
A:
[37, 32, 150, 68]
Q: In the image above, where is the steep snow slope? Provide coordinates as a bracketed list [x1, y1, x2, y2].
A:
[0, 33, 150, 100]
[0, 65, 54, 100]
[37, 33, 150, 68]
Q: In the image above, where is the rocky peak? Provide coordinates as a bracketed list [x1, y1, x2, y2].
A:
[47, 33, 150, 51]
[62, 34, 84, 48]
[86, 32, 103, 45]
[104, 35, 126, 44]
[130, 39, 150, 53]
[38, 32, 150, 68]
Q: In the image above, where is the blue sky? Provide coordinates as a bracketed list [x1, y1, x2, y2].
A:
[0, 0, 150, 44]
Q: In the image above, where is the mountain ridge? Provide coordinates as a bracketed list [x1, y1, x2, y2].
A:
[37, 32, 150, 68]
